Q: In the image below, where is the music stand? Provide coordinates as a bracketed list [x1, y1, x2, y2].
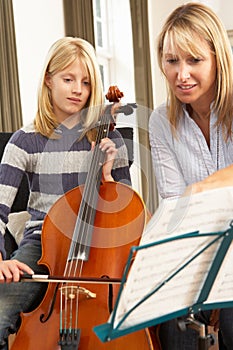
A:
[93, 187, 233, 349]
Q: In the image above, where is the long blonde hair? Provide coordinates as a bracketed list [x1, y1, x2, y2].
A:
[34, 37, 104, 138]
[157, 2, 233, 139]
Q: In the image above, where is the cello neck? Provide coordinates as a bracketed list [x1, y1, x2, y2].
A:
[68, 104, 114, 261]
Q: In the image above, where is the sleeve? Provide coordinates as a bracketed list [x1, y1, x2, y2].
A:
[149, 109, 186, 199]
[108, 129, 131, 185]
[0, 131, 28, 258]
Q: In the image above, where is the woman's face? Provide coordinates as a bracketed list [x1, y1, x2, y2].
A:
[45, 57, 91, 123]
[162, 35, 217, 109]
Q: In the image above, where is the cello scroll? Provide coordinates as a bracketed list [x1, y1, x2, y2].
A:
[105, 85, 124, 102]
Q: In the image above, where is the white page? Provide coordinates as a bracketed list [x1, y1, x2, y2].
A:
[112, 186, 233, 330]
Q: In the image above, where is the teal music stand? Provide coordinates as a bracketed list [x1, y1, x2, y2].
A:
[94, 222, 233, 344]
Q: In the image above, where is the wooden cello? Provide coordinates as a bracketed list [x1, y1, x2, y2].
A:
[10, 86, 161, 350]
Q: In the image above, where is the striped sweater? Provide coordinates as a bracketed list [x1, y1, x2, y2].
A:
[0, 122, 131, 258]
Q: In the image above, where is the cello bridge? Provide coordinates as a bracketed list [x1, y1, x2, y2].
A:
[60, 285, 96, 299]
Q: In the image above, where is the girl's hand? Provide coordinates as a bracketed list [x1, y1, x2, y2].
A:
[91, 138, 118, 181]
[0, 258, 34, 283]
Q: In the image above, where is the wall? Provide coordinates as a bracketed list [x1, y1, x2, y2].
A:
[12, 0, 64, 125]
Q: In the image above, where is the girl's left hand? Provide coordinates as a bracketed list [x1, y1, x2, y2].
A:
[91, 138, 118, 181]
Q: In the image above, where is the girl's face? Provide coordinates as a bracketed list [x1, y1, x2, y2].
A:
[45, 57, 91, 123]
[162, 36, 217, 109]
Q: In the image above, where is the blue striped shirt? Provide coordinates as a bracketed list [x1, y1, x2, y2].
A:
[149, 103, 233, 199]
[0, 122, 131, 257]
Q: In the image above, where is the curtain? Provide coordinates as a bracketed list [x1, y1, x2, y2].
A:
[63, 0, 95, 47]
[130, 0, 158, 214]
[0, 0, 22, 131]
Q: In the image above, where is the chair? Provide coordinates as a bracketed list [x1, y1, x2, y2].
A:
[0, 133, 29, 258]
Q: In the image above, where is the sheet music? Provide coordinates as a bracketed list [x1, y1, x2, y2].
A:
[207, 242, 233, 303]
[112, 186, 233, 330]
[141, 186, 233, 244]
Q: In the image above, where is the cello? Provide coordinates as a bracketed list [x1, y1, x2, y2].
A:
[10, 86, 161, 350]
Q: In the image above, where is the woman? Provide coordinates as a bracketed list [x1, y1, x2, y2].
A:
[0, 37, 131, 349]
[149, 2, 233, 349]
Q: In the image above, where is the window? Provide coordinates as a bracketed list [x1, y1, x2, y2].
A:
[93, 0, 112, 91]
[93, 0, 142, 194]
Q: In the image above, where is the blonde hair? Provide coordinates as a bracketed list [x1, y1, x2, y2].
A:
[34, 37, 104, 138]
[157, 2, 233, 139]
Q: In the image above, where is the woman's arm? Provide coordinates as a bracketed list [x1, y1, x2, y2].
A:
[149, 110, 186, 198]
[184, 164, 233, 195]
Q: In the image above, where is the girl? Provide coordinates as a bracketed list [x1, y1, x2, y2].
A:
[0, 37, 131, 349]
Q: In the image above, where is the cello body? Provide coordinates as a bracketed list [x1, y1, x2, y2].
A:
[10, 181, 160, 349]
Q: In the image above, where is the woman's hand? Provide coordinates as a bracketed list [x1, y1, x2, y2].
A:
[91, 138, 118, 181]
[0, 256, 34, 283]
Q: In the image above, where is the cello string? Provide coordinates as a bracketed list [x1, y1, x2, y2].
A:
[59, 288, 63, 336]
[75, 289, 79, 336]
[71, 113, 109, 277]
[63, 108, 108, 277]
[67, 122, 106, 275]
[67, 106, 111, 275]
[75, 108, 111, 256]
